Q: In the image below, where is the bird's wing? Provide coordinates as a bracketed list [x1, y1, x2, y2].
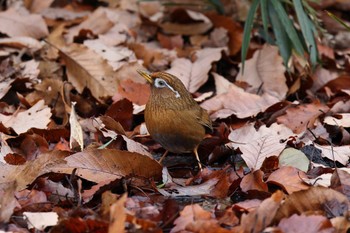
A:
[197, 107, 213, 133]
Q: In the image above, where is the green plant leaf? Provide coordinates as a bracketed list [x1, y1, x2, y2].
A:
[293, 0, 318, 66]
[260, 0, 273, 44]
[326, 10, 350, 31]
[270, 0, 305, 56]
[241, 0, 260, 73]
[268, 3, 292, 67]
[207, 0, 225, 14]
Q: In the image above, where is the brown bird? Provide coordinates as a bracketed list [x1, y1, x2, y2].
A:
[137, 70, 212, 170]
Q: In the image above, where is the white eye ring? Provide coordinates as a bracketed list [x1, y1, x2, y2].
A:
[154, 78, 167, 88]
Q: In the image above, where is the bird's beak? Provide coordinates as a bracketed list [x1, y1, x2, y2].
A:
[137, 70, 153, 84]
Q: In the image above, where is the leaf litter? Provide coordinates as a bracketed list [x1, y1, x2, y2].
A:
[0, 1, 350, 232]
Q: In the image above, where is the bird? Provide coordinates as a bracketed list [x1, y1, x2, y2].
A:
[137, 70, 212, 170]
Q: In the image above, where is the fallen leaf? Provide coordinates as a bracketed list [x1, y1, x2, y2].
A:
[0, 100, 52, 135]
[84, 39, 137, 71]
[0, 150, 68, 191]
[278, 214, 334, 233]
[279, 148, 310, 172]
[229, 123, 294, 170]
[166, 47, 225, 93]
[277, 101, 329, 134]
[160, 9, 213, 35]
[240, 170, 268, 192]
[313, 144, 350, 165]
[69, 102, 84, 151]
[23, 212, 58, 230]
[109, 194, 126, 233]
[58, 43, 118, 102]
[324, 113, 350, 127]
[65, 7, 114, 42]
[51, 148, 162, 183]
[267, 166, 309, 194]
[237, 45, 287, 99]
[0, 181, 18, 222]
[171, 204, 211, 233]
[0, 8, 48, 39]
[239, 190, 284, 233]
[275, 186, 349, 222]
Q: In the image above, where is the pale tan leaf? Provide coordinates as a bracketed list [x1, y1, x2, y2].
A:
[166, 47, 225, 93]
[202, 81, 281, 119]
[279, 148, 310, 172]
[84, 40, 136, 71]
[0, 181, 19, 222]
[160, 10, 213, 35]
[0, 8, 48, 39]
[51, 148, 162, 183]
[0, 151, 69, 191]
[324, 113, 350, 127]
[277, 102, 329, 134]
[109, 194, 126, 233]
[65, 7, 114, 42]
[23, 212, 58, 230]
[212, 72, 231, 95]
[41, 8, 89, 20]
[59, 43, 118, 102]
[313, 144, 350, 165]
[236, 45, 287, 100]
[275, 186, 349, 222]
[229, 123, 294, 170]
[0, 100, 52, 134]
[0, 37, 42, 52]
[239, 191, 284, 233]
[267, 166, 309, 194]
[69, 102, 84, 151]
[171, 204, 212, 233]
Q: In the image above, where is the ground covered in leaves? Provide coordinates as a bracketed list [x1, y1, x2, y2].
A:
[1, 0, 350, 232]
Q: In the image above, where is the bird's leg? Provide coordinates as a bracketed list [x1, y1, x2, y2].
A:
[193, 146, 203, 170]
[158, 150, 169, 164]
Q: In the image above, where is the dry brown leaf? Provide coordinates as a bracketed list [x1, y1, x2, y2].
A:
[84, 40, 137, 71]
[331, 169, 350, 199]
[0, 8, 48, 39]
[0, 150, 68, 191]
[69, 102, 84, 151]
[324, 113, 350, 127]
[0, 181, 19, 222]
[278, 214, 334, 233]
[117, 79, 150, 106]
[206, 13, 243, 56]
[160, 10, 213, 35]
[267, 166, 309, 194]
[109, 194, 126, 233]
[236, 45, 287, 99]
[240, 170, 268, 192]
[229, 123, 294, 170]
[58, 43, 118, 102]
[0, 37, 42, 53]
[41, 8, 89, 20]
[166, 47, 225, 93]
[130, 42, 176, 71]
[0, 100, 52, 135]
[276, 101, 329, 134]
[275, 186, 349, 222]
[65, 7, 114, 42]
[201, 73, 283, 119]
[313, 144, 350, 165]
[51, 148, 162, 183]
[239, 190, 284, 233]
[171, 204, 212, 233]
[311, 67, 338, 92]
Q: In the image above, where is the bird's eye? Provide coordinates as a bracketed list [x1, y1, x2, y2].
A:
[154, 78, 167, 88]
